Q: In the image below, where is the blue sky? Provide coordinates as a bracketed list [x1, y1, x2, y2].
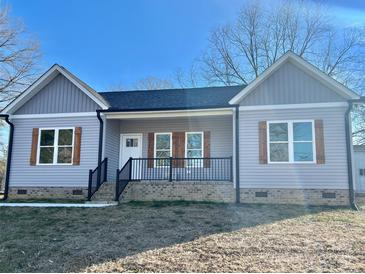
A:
[6, 0, 365, 91]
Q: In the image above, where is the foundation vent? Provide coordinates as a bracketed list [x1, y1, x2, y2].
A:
[72, 189, 83, 195]
[17, 189, 27, 195]
[255, 191, 268, 198]
[322, 192, 336, 199]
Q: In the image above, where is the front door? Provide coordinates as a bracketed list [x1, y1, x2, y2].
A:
[120, 134, 143, 168]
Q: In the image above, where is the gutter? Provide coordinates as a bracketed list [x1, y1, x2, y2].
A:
[0, 114, 14, 201]
[345, 101, 359, 210]
[235, 105, 240, 203]
[97, 105, 235, 113]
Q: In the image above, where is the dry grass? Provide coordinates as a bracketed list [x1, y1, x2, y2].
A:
[0, 201, 364, 273]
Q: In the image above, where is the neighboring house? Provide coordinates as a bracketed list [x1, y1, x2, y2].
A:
[0, 52, 361, 207]
[353, 145, 365, 194]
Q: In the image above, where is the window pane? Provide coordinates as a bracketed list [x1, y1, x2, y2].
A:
[269, 123, 288, 141]
[294, 142, 313, 162]
[40, 130, 55, 146]
[187, 150, 202, 158]
[57, 147, 72, 164]
[156, 134, 170, 149]
[187, 134, 202, 149]
[126, 138, 138, 147]
[293, 122, 312, 141]
[156, 150, 170, 158]
[270, 143, 289, 162]
[155, 150, 170, 167]
[58, 129, 73, 145]
[39, 147, 54, 164]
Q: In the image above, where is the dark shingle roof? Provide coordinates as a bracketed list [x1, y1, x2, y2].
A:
[98, 85, 244, 111]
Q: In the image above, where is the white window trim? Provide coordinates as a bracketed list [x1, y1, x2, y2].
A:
[267, 120, 316, 164]
[185, 132, 204, 168]
[37, 127, 75, 166]
[154, 132, 172, 168]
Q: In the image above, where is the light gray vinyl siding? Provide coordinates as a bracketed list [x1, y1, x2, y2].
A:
[15, 74, 100, 114]
[9, 116, 99, 187]
[240, 61, 346, 106]
[119, 116, 233, 158]
[113, 116, 234, 181]
[239, 106, 349, 189]
[104, 119, 120, 181]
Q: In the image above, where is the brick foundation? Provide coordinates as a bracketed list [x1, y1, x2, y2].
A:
[240, 188, 349, 206]
[121, 181, 235, 203]
[8, 187, 87, 200]
[7, 184, 350, 206]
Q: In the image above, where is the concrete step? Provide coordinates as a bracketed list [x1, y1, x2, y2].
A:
[91, 182, 116, 202]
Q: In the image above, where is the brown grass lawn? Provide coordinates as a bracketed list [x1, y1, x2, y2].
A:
[0, 202, 364, 273]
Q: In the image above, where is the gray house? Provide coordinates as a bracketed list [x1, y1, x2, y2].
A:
[0, 52, 361, 207]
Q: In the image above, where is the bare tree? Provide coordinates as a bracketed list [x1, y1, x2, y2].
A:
[133, 76, 174, 90]
[200, 0, 365, 92]
[107, 82, 125, 91]
[0, 6, 41, 106]
[352, 105, 365, 145]
[174, 61, 201, 88]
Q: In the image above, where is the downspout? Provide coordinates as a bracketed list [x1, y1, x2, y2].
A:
[235, 105, 240, 203]
[345, 101, 358, 210]
[96, 110, 104, 166]
[0, 114, 14, 201]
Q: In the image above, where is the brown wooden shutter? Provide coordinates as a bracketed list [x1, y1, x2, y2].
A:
[315, 120, 325, 164]
[172, 132, 185, 167]
[148, 133, 154, 168]
[30, 128, 39, 166]
[259, 121, 268, 164]
[73, 127, 82, 165]
[204, 131, 211, 168]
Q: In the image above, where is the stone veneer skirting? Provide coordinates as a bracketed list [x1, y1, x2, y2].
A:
[8, 187, 87, 200]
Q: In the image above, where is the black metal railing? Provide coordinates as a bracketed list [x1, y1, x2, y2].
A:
[87, 158, 108, 200]
[115, 157, 132, 201]
[128, 157, 233, 182]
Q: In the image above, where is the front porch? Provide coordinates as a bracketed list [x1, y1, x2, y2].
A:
[89, 109, 237, 201]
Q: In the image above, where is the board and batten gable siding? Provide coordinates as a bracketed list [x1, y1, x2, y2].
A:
[104, 119, 120, 181]
[9, 116, 99, 187]
[239, 61, 346, 106]
[14, 74, 101, 114]
[239, 106, 348, 189]
[119, 116, 233, 159]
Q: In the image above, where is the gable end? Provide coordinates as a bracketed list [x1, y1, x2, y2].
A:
[14, 74, 101, 114]
[240, 61, 347, 106]
[229, 52, 360, 105]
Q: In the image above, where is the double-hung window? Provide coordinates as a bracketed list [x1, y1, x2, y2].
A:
[268, 121, 315, 163]
[186, 132, 204, 167]
[38, 128, 74, 165]
[154, 133, 172, 167]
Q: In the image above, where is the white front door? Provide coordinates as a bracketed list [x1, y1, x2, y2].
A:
[120, 134, 143, 168]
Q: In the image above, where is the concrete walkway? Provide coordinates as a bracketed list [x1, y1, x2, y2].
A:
[0, 202, 118, 208]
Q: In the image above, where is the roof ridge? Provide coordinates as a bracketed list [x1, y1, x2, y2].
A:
[99, 85, 245, 94]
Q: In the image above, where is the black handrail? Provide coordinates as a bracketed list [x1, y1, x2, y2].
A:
[129, 157, 233, 182]
[87, 157, 108, 201]
[115, 157, 132, 201]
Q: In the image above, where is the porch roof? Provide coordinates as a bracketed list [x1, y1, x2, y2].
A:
[99, 85, 244, 111]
